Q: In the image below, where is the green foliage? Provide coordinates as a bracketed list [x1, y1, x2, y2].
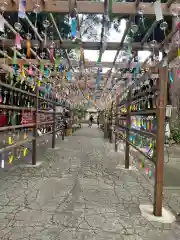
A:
[73, 104, 87, 120]
[171, 128, 180, 144]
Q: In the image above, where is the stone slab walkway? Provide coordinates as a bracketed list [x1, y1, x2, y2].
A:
[0, 125, 180, 239]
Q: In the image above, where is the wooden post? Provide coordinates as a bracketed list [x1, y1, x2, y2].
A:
[109, 101, 113, 143]
[153, 67, 168, 216]
[104, 110, 108, 139]
[52, 103, 56, 148]
[115, 96, 119, 152]
[32, 85, 38, 165]
[125, 90, 131, 169]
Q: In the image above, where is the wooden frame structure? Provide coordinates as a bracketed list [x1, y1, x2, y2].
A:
[114, 66, 168, 216]
[1, 1, 179, 16]
[0, 0, 178, 218]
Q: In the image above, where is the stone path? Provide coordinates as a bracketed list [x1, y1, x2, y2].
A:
[0, 125, 180, 239]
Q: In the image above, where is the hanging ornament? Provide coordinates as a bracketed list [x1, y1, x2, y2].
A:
[171, 6, 180, 17]
[138, 5, 145, 15]
[15, 33, 23, 50]
[43, 19, 50, 44]
[131, 24, 138, 34]
[160, 21, 168, 31]
[40, 52, 45, 59]
[33, 3, 40, 13]
[18, 0, 26, 19]
[26, 33, 32, 58]
[149, 40, 157, 48]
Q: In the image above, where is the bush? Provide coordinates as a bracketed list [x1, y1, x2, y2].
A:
[171, 128, 180, 144]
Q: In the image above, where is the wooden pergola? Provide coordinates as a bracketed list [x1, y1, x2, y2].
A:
[0, 0, 178, 99]
[0, 0, 178, 219]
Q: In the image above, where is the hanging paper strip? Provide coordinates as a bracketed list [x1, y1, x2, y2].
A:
[22, 66, 26, 78]
[13, 49, 17, 65]
[135, 62, 140, 74]
[0, 15, 5, 32]
[178, 48, 180, 60]
[127, 45, 132, 56]
[15, 34, 23, 50]
[177, 22, 180, 32]
[96, 68, 101, 88]
[28, 66, 33, 76]
[177, 70, 180, 79]
[45, 69, 49, 78]
[169, 71, 173, 82]
[55, 58, 60, 71]
[50, 47, 54, 63]
[80, 48, 84, 61]
[67, 71, 71, 81]
[154, 0, 163, 22]
[60, 63, 63, 73]
[18, 0, 26, 19]
[40, 62, 44, 73]
[71, 18, 77, 37]
[26, 39, 31, 58]
[97, 54, 102, 64]
[13, 64, 18, 75]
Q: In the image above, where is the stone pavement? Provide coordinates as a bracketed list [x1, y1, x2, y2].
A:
[0, 125, 180, 239]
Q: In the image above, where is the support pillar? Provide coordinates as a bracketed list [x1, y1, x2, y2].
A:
[153, 67, 168, 216]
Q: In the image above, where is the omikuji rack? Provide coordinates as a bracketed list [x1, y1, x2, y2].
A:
[0, 72, 69, 168]
[115, 66, 168, 217]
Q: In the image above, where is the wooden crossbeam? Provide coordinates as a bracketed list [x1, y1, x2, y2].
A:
[1, 1, 179, 16]
[0, 58, 151, 69]
[0, 39, 160, 51]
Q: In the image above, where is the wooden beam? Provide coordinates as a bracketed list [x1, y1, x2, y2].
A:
[0, 39, 160, 51]
[1, 1, 179, 16]
[0, 58, 149, 69]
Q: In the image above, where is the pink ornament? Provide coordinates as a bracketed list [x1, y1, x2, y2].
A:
[145, 168, 148, 175]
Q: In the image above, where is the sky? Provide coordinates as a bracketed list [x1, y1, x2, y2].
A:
[82, 18, 152, 74]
